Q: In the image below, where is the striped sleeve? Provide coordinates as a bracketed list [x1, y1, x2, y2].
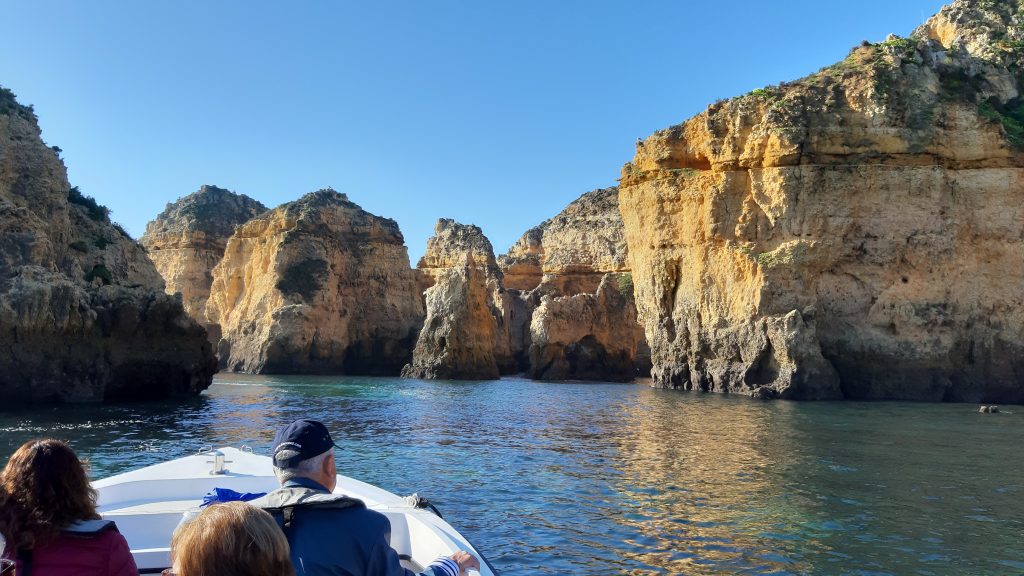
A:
[425, 556, 461, 576]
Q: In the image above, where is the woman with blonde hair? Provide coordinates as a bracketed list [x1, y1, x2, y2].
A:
[0, 438, 137, 575]
[167, 500, 294, 576]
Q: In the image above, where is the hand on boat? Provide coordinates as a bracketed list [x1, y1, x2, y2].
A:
[449, 550, 480, 574]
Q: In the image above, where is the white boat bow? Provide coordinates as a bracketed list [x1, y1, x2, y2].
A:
[92, 447, 497, 575]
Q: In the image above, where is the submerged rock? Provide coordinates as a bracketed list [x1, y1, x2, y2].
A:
[140, 185, 267, 344]
[0, 86, 216, 403]
[206, 189, 423, 374]
[619, 0, 1024, 401]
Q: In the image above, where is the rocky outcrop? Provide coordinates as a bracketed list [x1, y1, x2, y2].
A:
[528, 273, 645, 381]
[402, 257, 501, 380]
[404, 219, 514, 378]
[140, 185, 267, 343]
[406, 196, 649, 382]
[500, 226, 544, 291]
[0, 87, 216, 403]
[619, 0, 1024, 401]
[417, 218, 500, 284]
[206, 189, 423, 374]
[499, 187, 630, 295]
[501, 188, 650, 381]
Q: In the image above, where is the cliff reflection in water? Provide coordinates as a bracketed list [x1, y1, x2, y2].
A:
[607, 393, 803, 574]
[605, 392, 1024, 575]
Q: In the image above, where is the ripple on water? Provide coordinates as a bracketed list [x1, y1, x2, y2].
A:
[1, 377, 1022, 575]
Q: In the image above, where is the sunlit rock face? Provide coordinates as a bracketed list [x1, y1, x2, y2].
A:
[0, 87, 216, 403]
[500, 187, 651, 381]
[404, 219, 513, 379]
[206, 189, 423, 375]
[403, 257, 503, 380]
[528, 273, 646, 381]
[141, 185, 267, 344]
[619, 0, 1024, 401]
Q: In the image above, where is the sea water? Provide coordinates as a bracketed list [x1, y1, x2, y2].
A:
[1, 374, 1021, 575]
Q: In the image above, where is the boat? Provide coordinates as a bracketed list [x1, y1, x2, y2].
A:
[93, 447, 497, 575]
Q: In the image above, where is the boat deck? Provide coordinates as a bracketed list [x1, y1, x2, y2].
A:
[92, 447, 494, 575]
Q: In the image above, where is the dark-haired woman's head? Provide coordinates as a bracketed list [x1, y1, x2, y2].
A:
[0, 439, 100, 551]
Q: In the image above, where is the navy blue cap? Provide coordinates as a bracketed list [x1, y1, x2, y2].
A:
[271, 419, 339, 468]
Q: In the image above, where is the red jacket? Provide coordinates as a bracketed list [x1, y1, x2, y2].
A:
[3, 522, 137, 576]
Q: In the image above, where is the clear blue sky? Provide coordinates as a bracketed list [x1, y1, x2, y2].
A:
[0, 0, 948, 262]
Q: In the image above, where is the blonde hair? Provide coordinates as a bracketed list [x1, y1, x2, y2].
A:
[171, 501, 294, 576]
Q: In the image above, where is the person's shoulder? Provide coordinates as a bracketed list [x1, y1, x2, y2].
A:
[348, 506, 388, 523]
[307, 502, 389, 529]
[60, 525, 130, 549]
[95, 527, 130, 546]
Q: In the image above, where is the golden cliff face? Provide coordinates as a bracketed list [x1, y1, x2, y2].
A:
[404, 219, 512, 379]
[403, 257, 503, 380]
[501, 188, 651, 381]
[500, 187, 630, 294]
[0, 87, 216, 403]
[417, 218, 500, 284]
[619, 0, 1024, 400]
[140, 185, 267, 343]
[206, 189, 423, 374]
[528, 273, 646, 381]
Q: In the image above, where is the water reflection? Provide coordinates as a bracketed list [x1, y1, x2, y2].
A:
[0, 377, 1021, 575]
[605, 392, 788, 574]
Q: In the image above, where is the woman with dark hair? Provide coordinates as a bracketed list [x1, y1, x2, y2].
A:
[0, 439, 137, 576]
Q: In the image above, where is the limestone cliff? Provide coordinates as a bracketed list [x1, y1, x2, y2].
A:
[619, 0, 1024, 401]
[206, 189, 423, 374]
[0, 87, 216, 403]
[402, 257, 501, 380]
[140, 185, 267, 343]
[501, 188, 650, 380]
[528, 273, 645, 381]
[417, 218, 500, 284]
[499, 187, 630, 295]
[404, 219, 514, 378]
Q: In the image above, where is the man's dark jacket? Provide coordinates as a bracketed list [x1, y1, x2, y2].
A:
[250, 477, 453, 576]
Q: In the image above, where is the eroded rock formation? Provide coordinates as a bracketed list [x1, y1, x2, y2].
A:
[501, 187, 631, 295]
[528, 273, 645, 381]
[501, 188, 650, 381]
[417, 218, 500, 285]
[619, 0, 1024, 401]
[0, 87, 216, 403]
[403, 256, 502, 380]
[140, 185, 267, 343]
[206, 189, 423, 374]
[404, 219, 513, 379]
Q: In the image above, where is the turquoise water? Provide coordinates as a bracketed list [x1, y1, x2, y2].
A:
[1, 375, 1022, 575]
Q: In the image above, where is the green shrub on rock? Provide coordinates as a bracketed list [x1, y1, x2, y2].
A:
[68, 186, 111, 222]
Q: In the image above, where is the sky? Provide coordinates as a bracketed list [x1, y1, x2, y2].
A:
[0, 0, 949, 262]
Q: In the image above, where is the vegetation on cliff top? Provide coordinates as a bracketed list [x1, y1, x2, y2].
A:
[149, 185, 268, 237]
[68, 186, 111, 221]
[0, 86, 37, 123]
[661, 0, 1024, 157]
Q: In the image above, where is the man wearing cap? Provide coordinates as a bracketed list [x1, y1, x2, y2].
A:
[249, 419, 480, 576]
